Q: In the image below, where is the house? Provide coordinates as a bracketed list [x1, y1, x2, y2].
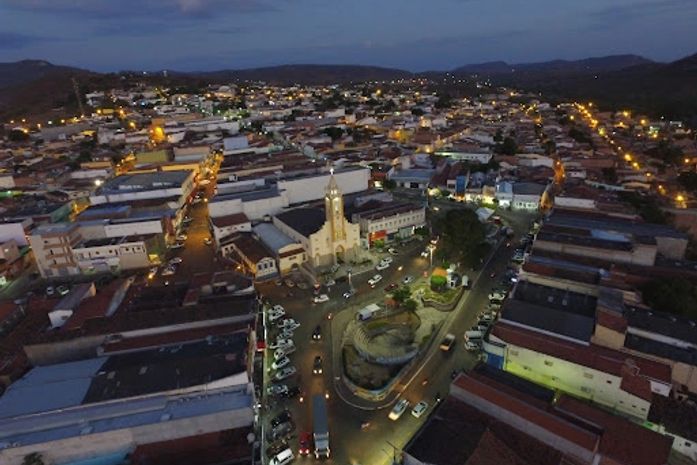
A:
[220, 233, 278, 279]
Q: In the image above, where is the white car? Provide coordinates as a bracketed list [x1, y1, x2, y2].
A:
[274, 346, 296, 360]
[411, 401, 429, 418]
[368, 274, 383, 287]
[268, 310, 285, 323]
[388, 248, 398, 255]
[420, 250, 429, 258]
[376, 262, 390, 271]
[267, 384, 289, 396]
[325, 278, 336, 287]
[313, 294, 330, 304]
[169, 257, 183, 265]
[343, 289, 356, 299]
[278, 318, 300, 330]
[161, 266, 176, 276]
[389, 399, 410, 420]
[279, 328, 295, 339]
[269, 338, 294, 350]
[176, 234, 188, 242]
[381, 256, 394, 265]
[271, 356, 291, 371]
[274, 366, 297, 381]
[272, 304, 285, 313]
[402, 275, 414, 285]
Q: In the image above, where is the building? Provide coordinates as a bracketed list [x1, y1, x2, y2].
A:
[253, 223, 306, 275]
[387, 168, 434, 190]
[273, 173, 360, 269]
[404, 366, 673, 465]
[220, 233, 278, 279]
[351, 201, 426, 247]
[0, 332, 255, 465]
[210, 213, 252, 247]
[71, 234, 162, 274]
[485, 321, 672, 420]
[28, 223, 83, 278]
[90, 170, 195, 207]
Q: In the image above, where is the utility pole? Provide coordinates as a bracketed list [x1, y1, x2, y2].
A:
[71, 77, 85, 117]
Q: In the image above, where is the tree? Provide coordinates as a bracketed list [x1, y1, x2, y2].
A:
[8, 129, 29, 142]
[403, 299, 418, 312]
[602, 167, 618, 183]
[411, 107, 424, 116]
[435, 93, 452, 109]
[678, 171, 697, 192]
[647, 140, 684, 166]
[434, 209, 489, 267]
[430, 275, 447, 291]
[495, 137, 518, 156]
[22, 453, 44, 465]
[323, 126, 344, 141]
[641, 278, 697, 319]
[493, 129, 503, 143]
[392, 285, 412, 304]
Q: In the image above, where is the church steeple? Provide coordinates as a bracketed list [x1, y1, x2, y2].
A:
[325, 169, 346, 241]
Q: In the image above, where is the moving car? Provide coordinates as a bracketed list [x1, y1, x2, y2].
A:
[312, 325, 322, 340]
[313, 356, 323, 375]
[368, 274, 383, 287]
[343, 289, 356, 299]
[384, 283, 398, 292]
[376, 261, 390, 271]
[439, 333, 456, 352]
[388, 399, 410, 420]
[313, 294, 330, 304]
[274, 366, 297, 381]
[204, 237, 213, 246]
[298, 431, 312, 456]
[411, 401, 429, 418]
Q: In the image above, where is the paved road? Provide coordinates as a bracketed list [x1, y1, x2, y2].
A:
[258, 207, 536, 465]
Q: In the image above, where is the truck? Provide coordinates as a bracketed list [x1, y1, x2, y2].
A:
[312, 394, 330, 459]
[357, 303, 381, 321]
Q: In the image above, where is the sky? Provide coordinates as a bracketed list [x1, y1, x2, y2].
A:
[1, 0, 696, 72]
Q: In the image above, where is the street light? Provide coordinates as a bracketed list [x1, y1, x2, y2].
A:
[347, 268, 353, 290]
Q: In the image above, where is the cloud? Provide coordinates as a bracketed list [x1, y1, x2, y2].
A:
[2, 0, 276, 19]
[0, 31, 56, 49]
[588, 0, 697, 25]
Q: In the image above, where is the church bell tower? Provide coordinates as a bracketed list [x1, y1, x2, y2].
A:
[325, 169, 346, 241]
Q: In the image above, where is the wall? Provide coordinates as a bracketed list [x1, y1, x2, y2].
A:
[0, 222, 28, 246]
[500, 341, 652, 420]
[278, 169, 370, 205]
[533, 239, 657, 267]
[104, 220, 163, 238]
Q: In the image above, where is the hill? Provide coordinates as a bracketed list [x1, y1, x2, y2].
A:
[189, 64, 413, 85]
[0, 59, 87, 89]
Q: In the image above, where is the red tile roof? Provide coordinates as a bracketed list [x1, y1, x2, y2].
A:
[210, 213, 250, 228]
[492, 322, 671, 383]
[596, 309, 628, 333]
[452, 374, 599, 451]
[555, 396, 672, 465]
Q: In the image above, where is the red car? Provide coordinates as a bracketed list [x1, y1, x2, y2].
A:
[298, 431, 312, 456]
[384, 283, 398, 292]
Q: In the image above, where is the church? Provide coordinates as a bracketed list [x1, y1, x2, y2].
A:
[273, 172, 361, 269]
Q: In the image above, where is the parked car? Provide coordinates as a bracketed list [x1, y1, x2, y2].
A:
[368, 274, 383, 287]
[266, 441, 290, 459]
[274, 366, 297, 381]
[148, 267, 158, 279]
[280, 386, 301, 399]
[439, 333, 456, 352]
[381, 256, 394, 265]
[325, 278, 336, 287]
[57, 285, 70, 296]
[176, 234, 188, 242]
[312, 325, 322, 340]
[277, 318, 300, 331]
[267, 384, 289, 396]
[313, 294, 329, 304]
[343, 289, 356, 299]
[420, 250, 429, 258]
[274, 346, 296, 360]
[204, 237, 213, 246]
[169, 257, 183, 265]
[45, 286, 55, 296]
[269, 338, 294, 350]
[284, 279, 295, 288]
[271, 410, 292, 428]
[167, 242, 184, 250]
[161, 266, 176, 276]
[402, 275, 414, 285]
[272, 356, 291, 371]
[388, 399, 410, 420]
[411, 401, 429, 418]
[312, 356, 323, 375]
[387, 247, 398, 255]
[269, 448, 294, 465]
[268, 310, 285, 323]
[376, 262, 390, 271]
[279, 328, 295, 339]
[267, 422, 294, 442]
[182, 216, 193, 223]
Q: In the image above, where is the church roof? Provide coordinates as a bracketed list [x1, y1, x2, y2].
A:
[275, 207, 326, 238]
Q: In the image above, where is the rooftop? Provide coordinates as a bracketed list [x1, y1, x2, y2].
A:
[275, 207, 326, 237]
[253, 222, 297, 251]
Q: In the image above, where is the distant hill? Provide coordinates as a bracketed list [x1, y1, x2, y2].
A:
[0, 59, 87, 89]
[189, 64, 413, 85]
[452, 54, 655, 78]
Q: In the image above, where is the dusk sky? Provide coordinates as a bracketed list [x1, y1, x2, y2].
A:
[1, 0, 696, 71]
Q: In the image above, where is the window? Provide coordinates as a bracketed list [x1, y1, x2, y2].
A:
[606, 380, 612, 384]
[584, 373, 594, 379]
[544, 360, 553, 367]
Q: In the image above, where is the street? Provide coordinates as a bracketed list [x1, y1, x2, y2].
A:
[258, 203, 535, 465]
